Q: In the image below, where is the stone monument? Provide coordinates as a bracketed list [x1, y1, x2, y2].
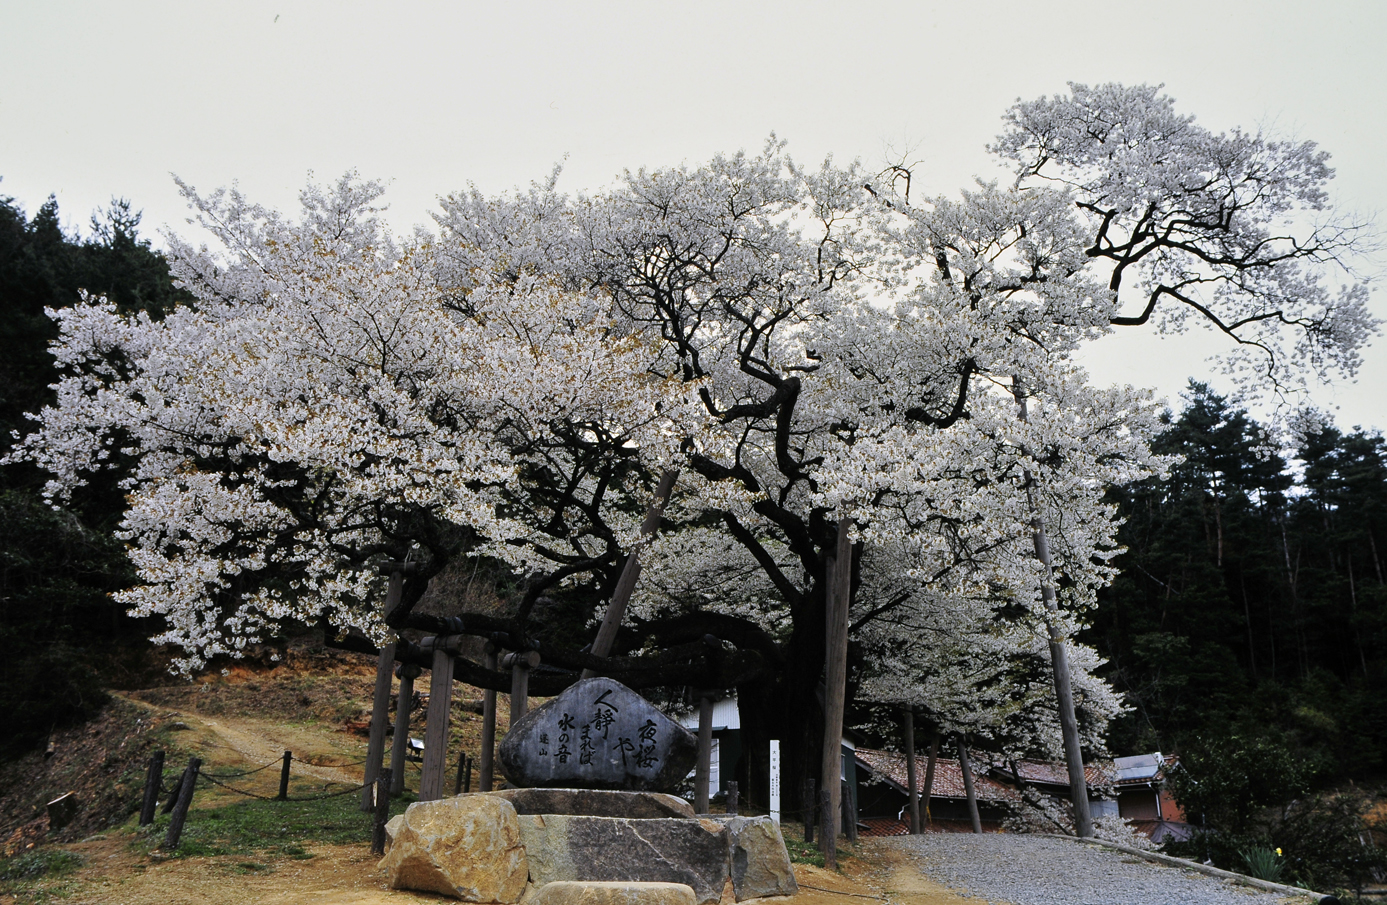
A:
[381, 678, 797, 904]
[499, 678, 697, 791]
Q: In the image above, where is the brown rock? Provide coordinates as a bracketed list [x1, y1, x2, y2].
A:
[379, 795, 528, 902]
[518, 815, 729, 905]
[528, 881, 698, 905]
[486, 788, 695, 819]
[383, 813, 404, 851]
[721, 817, 797, 901]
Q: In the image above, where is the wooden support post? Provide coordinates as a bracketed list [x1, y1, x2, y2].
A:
[727, 781, 739, 817]
[694, 695, 713, 813]
[582, 469, 679, 679]
[362, 570, 406, 811]
[420, 639, 457, 801]
[820, 516, 852, 866]
[277, 750, 292, 800]
[139, 750, 164, 827]
[463, 755, 472, 793]
[903, 709, 919, 834]
[390, 663, 420, 796]
[371, 775, 391, 856]
[802, 778, 815, 843]
[922, 731, 940, 827]
[819, 789, 835, 870]
[957, 737, 982, 834]
[479, 642, 498, 792]
[507, 650, 540, 725]
[163, 756, 201, 850]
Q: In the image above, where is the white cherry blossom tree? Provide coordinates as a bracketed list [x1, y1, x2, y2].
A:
[13, 87, 1374, 816]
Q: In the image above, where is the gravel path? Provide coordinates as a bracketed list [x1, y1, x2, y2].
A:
[878, 834, 1310, 905]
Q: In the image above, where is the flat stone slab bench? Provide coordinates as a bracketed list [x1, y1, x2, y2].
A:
[381, 791, 797, 904]
[529, 880, 697, 905]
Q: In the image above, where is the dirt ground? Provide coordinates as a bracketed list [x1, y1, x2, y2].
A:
[0, 647, 974, 905]
[36, 833, 974, 905]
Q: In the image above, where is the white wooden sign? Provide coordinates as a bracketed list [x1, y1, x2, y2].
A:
[769, 739, 781, 824]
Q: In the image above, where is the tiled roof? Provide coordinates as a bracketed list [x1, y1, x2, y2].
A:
[1000, 758, 1115, 788]
[854, 748, 1022, 804]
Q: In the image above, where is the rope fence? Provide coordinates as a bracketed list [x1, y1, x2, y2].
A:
[138, 747, 380, 849]
[140, 742, 475, 852]
[196, 769, 366, 801]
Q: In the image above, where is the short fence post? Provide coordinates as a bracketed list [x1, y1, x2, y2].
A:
[163, 756, 201, 850]
[727, 781, 739, 817]
[139, 750, 164, 827]
[802, 778, 815, 843]
[454, 752, 469, 796]
[161, 764, 187, 814]
[277, 750, 292, 800]
[819, 788, 836, 870]
[371, 775, 391, 856]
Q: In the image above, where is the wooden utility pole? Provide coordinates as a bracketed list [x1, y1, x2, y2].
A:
[819, 516, 852, 869]
[903, 708, 920, 834]
[582, 469, 678, 677]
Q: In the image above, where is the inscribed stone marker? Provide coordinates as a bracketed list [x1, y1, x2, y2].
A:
[498, 678, 697, 792]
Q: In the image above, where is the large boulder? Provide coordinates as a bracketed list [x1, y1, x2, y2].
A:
[499, 679, 697, 792]
[379, 796, 529, 902]
[486, 788, 695, 819]
[721, 817, 798, 901]
[529, 881, 698, 905]
[517, 815, 730, 905]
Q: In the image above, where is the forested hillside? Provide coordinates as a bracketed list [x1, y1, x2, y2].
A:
[1090, 382, 1387, 780]
[0, 188, 190, 756]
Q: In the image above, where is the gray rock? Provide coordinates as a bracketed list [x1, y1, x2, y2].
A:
[500, 679, 697, 792]
[720, 817, 797, 901]
[486, 788, 695, 819]
[518, 815, 730, 905]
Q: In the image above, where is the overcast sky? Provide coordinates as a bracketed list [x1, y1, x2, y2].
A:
[3, 1, 1384, 434]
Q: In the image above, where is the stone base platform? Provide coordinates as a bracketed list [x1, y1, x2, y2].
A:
[529, 881, 697, 905]
[381, 791, 798, 904]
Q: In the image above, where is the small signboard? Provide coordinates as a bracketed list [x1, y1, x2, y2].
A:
[769, 739, 781, 823]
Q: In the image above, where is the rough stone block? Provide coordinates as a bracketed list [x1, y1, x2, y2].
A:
[500, 679, 697, 792]
[487, 788, 695, 819]
[383, 813, 404, 850]
[379, 795, 528, 902]
[518, 815, 730, 905]
[529, 881, 697, 905]
[721, 817, 798, 901]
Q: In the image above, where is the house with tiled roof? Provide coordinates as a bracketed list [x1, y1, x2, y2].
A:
[852, 747, 1022, 834]
[983, 752, 1188, 841]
